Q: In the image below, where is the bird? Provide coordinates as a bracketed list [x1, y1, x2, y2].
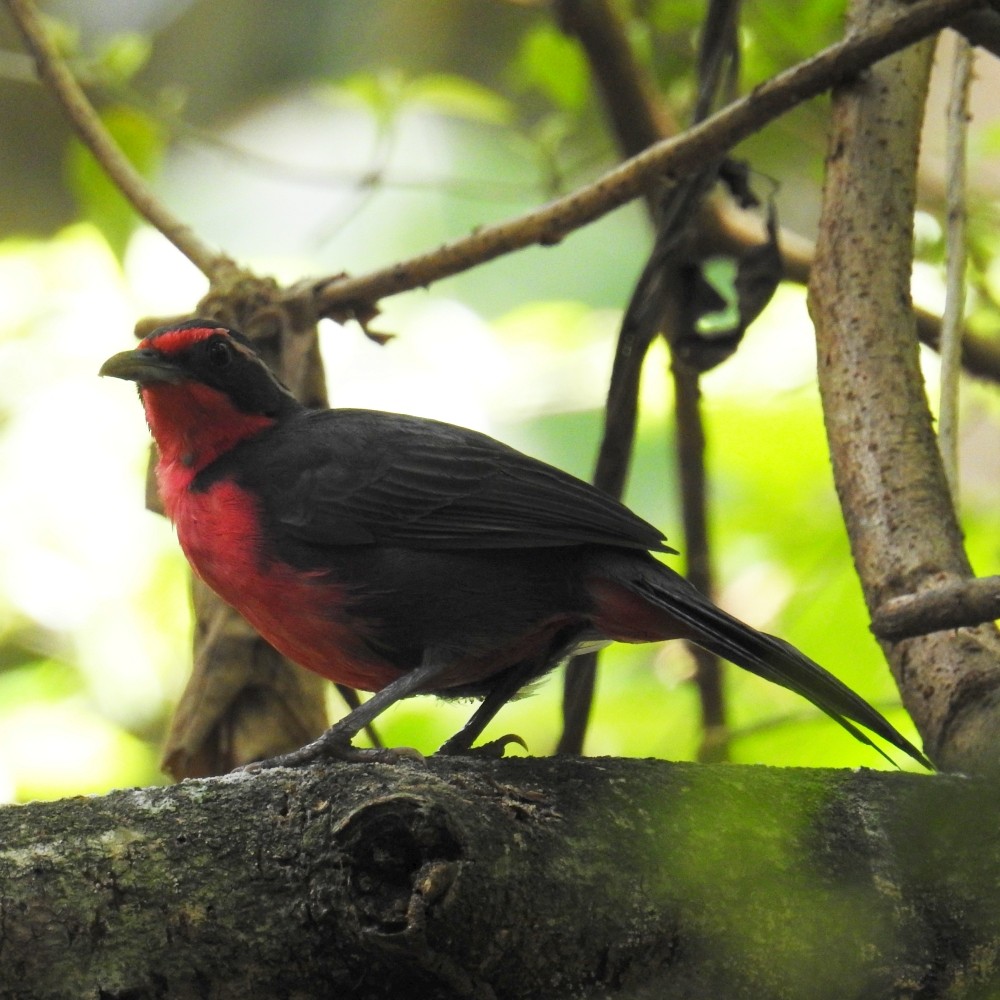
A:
[100, 319, 931, 771]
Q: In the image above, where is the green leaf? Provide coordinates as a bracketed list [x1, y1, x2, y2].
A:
[93, 33, 153, 87]
[696, 256, 740, 333]
[37, 12, 80, 60]
[406, 74, 514, 126]
[64, 106, 164, 260]
[511, 23, 589, 113]
[322, 70, 513, 127]
[331, 69, 408, 122]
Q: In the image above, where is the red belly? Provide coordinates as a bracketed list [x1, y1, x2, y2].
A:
[172, 479, 401, 692]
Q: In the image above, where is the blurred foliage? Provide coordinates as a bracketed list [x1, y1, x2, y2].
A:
[65, 105, 165, 258]
[0, 0, 997, 802]
[510, 21, 590, 113]
[329, 70, 515, 128]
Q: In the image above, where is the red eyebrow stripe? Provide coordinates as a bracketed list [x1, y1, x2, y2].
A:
[140, 326, 225, 354]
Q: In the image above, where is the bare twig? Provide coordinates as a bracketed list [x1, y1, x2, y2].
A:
[14, 0, 999, 389]
[673, 0, 741, 763]
[4, 0, 228, 279]
[672, 363, 727, 757]
[552, 0, 667, 755]
[554, 0, 731, 760]
[308, 0, 981, 318]
[938, 33, 973, 495]
[556, 649, 598, 755]
[554, 205, 662, 754]
[872, 576, 1000, 640]
[918, 305, 1000, 382]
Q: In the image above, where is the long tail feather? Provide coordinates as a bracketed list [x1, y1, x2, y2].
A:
[631, 575, 932, 769]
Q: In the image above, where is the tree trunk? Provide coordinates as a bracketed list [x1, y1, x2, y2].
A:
[808, 0, 1000, 772]
[0, 759, 996, 999]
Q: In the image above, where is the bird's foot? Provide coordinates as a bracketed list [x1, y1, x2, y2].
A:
[238, 734, 424, 773]
[435, 733, 528, 758]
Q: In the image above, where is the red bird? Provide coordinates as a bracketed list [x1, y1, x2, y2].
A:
[100, 320, 929, 769]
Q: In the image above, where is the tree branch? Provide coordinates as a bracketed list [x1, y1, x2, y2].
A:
[938, 32, 973, 494]
[555, 0, 680, 174]
[672, 362, 728, 760]
[14, 0, 1000, 387]
[552, 0, 728, 757]
[871, 576, 1000, 640]
[808, 0, 1000, 773]
[306, 0, 982, 319]
[4, 0, 229, 279]
[2, 757, 998, 999]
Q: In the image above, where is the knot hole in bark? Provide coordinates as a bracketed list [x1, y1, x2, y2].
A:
[336, 795, 463, 935]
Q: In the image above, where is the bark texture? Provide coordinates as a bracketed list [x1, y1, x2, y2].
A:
[808, 1, 1000, 772]
[0, 758, 997, 999]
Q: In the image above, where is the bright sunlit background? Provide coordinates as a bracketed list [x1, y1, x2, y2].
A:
[0, 2, 998, 802]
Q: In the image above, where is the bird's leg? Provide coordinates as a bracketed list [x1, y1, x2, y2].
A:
[438, 628, 592, 757]
[241, 657, 450, 772]
[334, 683, 383, 748]
[436, 661, 538, 758]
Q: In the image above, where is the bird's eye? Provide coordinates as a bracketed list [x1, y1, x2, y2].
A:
[207, 339, 233, 369]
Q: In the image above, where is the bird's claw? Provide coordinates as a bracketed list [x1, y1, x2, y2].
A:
[238, 739, 425, 773]
[436, 732, 528, 758]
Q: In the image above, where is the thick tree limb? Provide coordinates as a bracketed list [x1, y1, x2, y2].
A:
[0, 759, 997, 999]
[808, 0, 1000, 773]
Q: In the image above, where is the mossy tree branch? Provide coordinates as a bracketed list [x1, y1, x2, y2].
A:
[1, 758, 997, 999]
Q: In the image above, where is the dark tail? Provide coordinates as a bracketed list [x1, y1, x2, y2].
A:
[627, 571, 932, 769]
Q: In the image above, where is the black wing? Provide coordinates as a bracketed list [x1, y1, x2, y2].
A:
[228, 408, 674, 553]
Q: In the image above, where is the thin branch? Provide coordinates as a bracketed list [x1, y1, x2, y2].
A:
[4, 0, 228, 279]
[938, 33, 973, 496]
[673, 363, 727, 759]
[307, 0, 982, 317]
[18, 0, 999, 389]
[917, 304, 1000, 383]
[556, 0, 737, 761]
[871, 576, 1000, 640]
[554, 224, 661, 754]
[673, 0, 739, 763]
[717, 206, 1000, 385]
[556, 650, 598, 755]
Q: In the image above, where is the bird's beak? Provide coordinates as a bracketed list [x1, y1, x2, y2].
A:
[99, 349, 185, 385]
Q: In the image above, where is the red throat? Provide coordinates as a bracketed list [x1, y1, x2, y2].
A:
[141, 381, 274, 515]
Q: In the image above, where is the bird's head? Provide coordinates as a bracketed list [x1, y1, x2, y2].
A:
[100, 320, 301, 472]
